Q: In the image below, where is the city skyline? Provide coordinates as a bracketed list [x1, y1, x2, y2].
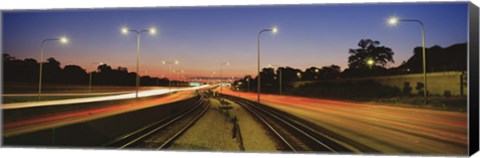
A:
[3, 2, 468, 78]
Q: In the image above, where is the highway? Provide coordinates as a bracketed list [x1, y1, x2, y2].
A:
[221, 89, 467, 155]
[2, 91, 130, 97]
[2, 85, 209, 110]
[3, 86, 209, 136]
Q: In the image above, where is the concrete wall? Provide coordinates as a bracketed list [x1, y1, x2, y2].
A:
[292, 71, 467, 96]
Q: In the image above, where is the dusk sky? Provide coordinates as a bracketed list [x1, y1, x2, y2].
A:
[2, 2, 468, 79]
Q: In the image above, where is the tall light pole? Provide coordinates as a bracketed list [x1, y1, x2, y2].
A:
[121, 26, 156, 99]
[220, 62, 230, 94]
[173, 70, 184, 87]
[387, 16, 428, 104]
[88, 62, 103, 93]
[38, 36, 69, 100]
[210, 71, 216, 85]
[269, 64, 283, 95]
[162, 60, 179, 92]
[257, 27, 278, 103]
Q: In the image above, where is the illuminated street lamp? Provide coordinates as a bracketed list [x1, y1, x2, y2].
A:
[387, 16, 428, 104]
[269, 64, 283, 95]
[366, 58, 375, 69]
[220, 62, 230, 94]
[38, 36, 69, 100]
[121, 26, 156, 99]
[88, 62, 103, 93]
[257, 27, 278, 103]
[162, 60, 179, 92]
[314, 68, 320, 79]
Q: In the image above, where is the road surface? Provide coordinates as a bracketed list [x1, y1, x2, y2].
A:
[2, 86, 209, 110]
[221, 89, 467, 155]
[3, 90, 200, 136]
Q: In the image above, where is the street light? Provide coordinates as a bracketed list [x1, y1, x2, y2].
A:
[88, 62, 103, 93]
[366, 58, 375, 69]
[269, 64, 283, 95]
[162, 60, 179, 92]
[173, 70, 184, 87]
[387, 16, 428, 104]
[220, 62, 230, 94]
[38, 36, 69, 100]
[296, 72, 302, 78]
[257, 27, 278, 103]
[121, 26, 156, 99]
[210, 71, 216, 85]
[314, 68, 320, 79]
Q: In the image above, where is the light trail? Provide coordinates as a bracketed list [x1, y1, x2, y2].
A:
[222, 89, 467, 154]
[2, 85, 210, 110]
[2, 91, 130, 97]
[3, 90, 198, 136]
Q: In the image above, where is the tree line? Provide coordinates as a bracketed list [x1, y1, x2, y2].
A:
[3, 54, 188, 86]
[232, 39, 467, 93]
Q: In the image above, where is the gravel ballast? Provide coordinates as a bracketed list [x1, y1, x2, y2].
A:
[169, 97, 279, 152]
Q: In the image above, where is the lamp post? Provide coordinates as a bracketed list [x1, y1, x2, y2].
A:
[121, 26, 156, 99]
[210, 71, 216, 85]
[269, 64, 283, 95]
[38, 36, 69, 100]
[88, 62, 103, 93]
[173, 70, 184, 87]
[387, 16, 428, 104]
[162, 60, 179, 92]
[257, 27, 278, 103]
[246, 77, 250, 92]
[220, 62, 230, 94]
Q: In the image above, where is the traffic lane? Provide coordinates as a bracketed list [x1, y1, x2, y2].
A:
[228, 91, 466, 130]
[223, 90, 467, 154]
[229, 90, 466, 134]
[263, 95, 467, 139]
[3, 90, 196, 136]
[266, 102, 467, 154]
[2, 91, 131, 97]
[2, 85, 209, 110]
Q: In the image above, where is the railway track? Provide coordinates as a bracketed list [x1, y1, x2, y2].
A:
[223, 95, 356, 153]
[103, 94, 210, 149]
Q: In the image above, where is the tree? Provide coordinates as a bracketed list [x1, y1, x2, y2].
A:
[348, 39, 394, 70]
[98, 64, 113, 73]
[320, 65, 341, 79]
[397, 43, 467, 73]
[43, 57, 62, 83]
[304, 67, 321, 80]
[63, 65, 88, 84]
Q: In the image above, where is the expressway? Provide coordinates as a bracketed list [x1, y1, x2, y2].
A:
[221, 89, 467, 155]
[2, 91, 130, 97]
[3, 86, 209, 136]
[2, 86, 209, 110]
